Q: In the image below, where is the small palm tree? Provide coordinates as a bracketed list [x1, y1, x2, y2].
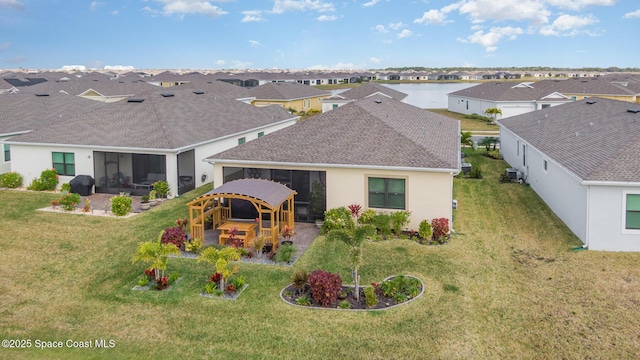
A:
[132, 230, 180, 281]
[326, 207, 376, 303]
[484, 107, 502, 123]
[197, 247, 241, 290]
[461, 131, 474, 150]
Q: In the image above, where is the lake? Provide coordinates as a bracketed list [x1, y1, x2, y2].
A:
[332, 82, 479, 109]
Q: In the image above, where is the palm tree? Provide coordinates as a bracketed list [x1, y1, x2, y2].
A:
[326, 207, 376, 302]
[484, 107, 502, 123]
[132, 230, 180, 281]
[197, 246, 241, 290]
[461, 131, 474, 150]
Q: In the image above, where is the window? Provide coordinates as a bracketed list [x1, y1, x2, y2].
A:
[3, 144, 9, 162]
[543, 159, 548, 172]
[626, 194, 640, 230]
[517, 140, 520, 156]
[541, 104, 550, 109]
[332, 104, 338, 109]
[368, 177, 405, 209]
[522, 144, 527, 167]
[257, 132, 264, 138]
[238, 137, 246, 145]
[52, 152, 75, 176]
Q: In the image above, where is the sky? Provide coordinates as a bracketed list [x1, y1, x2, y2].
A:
[0, 0, 639, 70]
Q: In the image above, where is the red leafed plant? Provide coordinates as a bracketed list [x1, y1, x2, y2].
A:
[227, 226, 244, 248]
[175, 218, 189, 230]
[161, 226, 188, 248]
[225, 283, 237, 293]
[347, 203, 362, 218]
[280, 225, 295, 241]
[144, 268, 156, 279]
[308, 269, 343, 307]
[210, 273, 222, 283]
[156, 276, 169, 290]
[431, 218, 450, 242]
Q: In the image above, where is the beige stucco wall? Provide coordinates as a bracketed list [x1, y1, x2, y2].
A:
[212, 162, 454, 230]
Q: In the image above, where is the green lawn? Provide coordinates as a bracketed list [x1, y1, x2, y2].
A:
[2, 152, 640, 359]
[429, 108, 500, 132]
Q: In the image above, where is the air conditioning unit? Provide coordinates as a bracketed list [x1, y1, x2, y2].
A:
[506, 168, 521, 181]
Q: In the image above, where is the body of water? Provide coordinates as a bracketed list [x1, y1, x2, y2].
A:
[332, 82, 479, 109]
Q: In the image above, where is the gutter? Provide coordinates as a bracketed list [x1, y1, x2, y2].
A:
[205, 158, 458, 174]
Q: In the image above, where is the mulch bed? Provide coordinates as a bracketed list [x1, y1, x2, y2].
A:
[280, 275, 424, 310]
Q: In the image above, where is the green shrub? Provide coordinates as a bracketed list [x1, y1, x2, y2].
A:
[464, 113, 492, 122]
[418, 220, 433, 241]
[321, 207, 352, 234]
[390, 210, 411, 234]
[59, 193, 81, 211]
[153, 180, 170, 198]
[60, 183, 71, 192]
[364, 286, 378, 307]
[468, 164, 483, 179]
[339, 300, 351, 309]
[1, 172, 23, 188]
[358, 209, 377, 225]
[111, 195, 132, 216]
[28, 168, 59, 191]
[228, 275, 245, 290]
[275, 243, 295, 263]
[487, 150, 503, 159]
[296, 296, 311, 306]
[372, 213, 392, 236]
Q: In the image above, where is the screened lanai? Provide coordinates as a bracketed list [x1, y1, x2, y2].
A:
[186, 178, 297, 249]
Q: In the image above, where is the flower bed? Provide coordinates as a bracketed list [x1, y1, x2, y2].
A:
[280, 274, 424, 311]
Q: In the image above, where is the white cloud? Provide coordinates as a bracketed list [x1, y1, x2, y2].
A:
[111, 10, 119, 15]
[459, 26, 524, 52]
[397, 29, 413, 38]
[623, 9, 640, 19]
[249, 40, 261, 47]
[151, 0, 228, 18]
[414, 9, 449, 25]
[215, 60, 226, 66]
[241, 10, 264, 22]
[317, 14, 337, 21]
[458, 0, 550, 25]
[374, 24, 388, 33]
[539, 14, 598, 36]
[0, 0, 23, 10]
[363, 0, 382, 7]
[388, 22, 404, 30]
[0, 42, 10, 51]
[543, 0, 616, 11]
[89, 1, 103, 11]
[271, 0, 335, 14]
[369, 57, 381, 64]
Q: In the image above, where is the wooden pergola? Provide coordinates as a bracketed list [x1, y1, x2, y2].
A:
[186, 178, 296, 249]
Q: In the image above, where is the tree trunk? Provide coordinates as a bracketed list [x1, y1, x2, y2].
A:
[354, 268, 360, 302]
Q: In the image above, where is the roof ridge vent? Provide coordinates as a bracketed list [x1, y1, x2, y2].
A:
[193, 90, 205, 95]
[627, 108, 640, 113]
[586, 100, 597, 104]
[35, 93, 49, 97]
[161, 93, 174, 97]
[127, 98, 145, 103]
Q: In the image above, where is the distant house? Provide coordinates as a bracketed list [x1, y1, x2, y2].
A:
[448, 81, 573, 119]
[248, 82, 330, 114]
[205, 95, 460, 229]
[321, 83, 408, 112]
[3, 89, 298, 197]
[498, 98, 640, 251]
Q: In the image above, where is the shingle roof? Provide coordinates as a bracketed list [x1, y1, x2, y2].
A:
[336, 83, 408, 101]
[248, 82, 330, 101]
[207, 95, 459, 170]
[8, 88, 296, 150]
[497, 98, 640, 182]
[0, 92, 108, 135]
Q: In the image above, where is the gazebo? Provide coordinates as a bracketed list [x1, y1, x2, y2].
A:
[186, 178, 296, 249]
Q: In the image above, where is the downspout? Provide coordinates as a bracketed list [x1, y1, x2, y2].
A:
[584, 185, 590, 249]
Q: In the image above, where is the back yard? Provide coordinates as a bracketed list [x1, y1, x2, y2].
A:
[2, 150, 640, 359]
